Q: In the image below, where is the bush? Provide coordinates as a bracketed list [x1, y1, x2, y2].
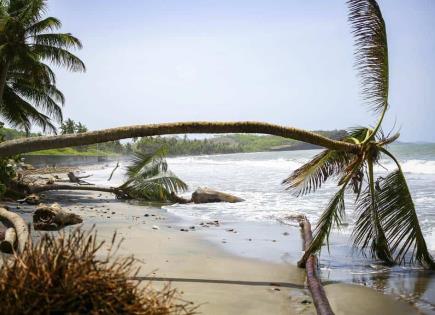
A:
[0, 229, 197, 315]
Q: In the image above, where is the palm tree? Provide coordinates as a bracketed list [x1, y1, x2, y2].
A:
[283, 0, 434, 268]
[30, 147, 188, 202]
[0, 0, 85, 132]
[118, 147, 188, 201]
[0, 0, 431, 269]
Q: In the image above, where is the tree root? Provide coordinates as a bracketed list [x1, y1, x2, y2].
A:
[0, 207, 29, 253]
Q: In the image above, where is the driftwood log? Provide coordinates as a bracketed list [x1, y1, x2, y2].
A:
[33, 203, 83, 231]
[0, 207, 29, 253]
[298, 216, 334, 315]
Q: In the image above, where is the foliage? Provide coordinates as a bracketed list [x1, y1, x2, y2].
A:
[285, 0, 435, 268]
[0, 0, 85, 132]
[0, 228, 197, 314]
[60, 118, 88, 134]
[119, 147, 188, 202]
[134, 130, 346, 156]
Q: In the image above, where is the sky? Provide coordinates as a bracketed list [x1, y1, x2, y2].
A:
[45, 0, 435, 142]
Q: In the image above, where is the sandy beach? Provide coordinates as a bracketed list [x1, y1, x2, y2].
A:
[2, 183, 423, 315]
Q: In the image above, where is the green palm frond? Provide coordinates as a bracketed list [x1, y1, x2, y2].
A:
[124, 173, 188, 201]
[31, 44, 85, 72]
[307, 186, 346, 255]
[33, 33, 83, 50]
[283, 149, 353, 196]
[352, 160, 394, 264]
[124, 147, 168, 181]
[9, 79, 64, 120]
[26, 17, 61, 34]
[377, 150, 435, 267]
[1, 85, 56, 132]
[348, 0, 389, 114]
[119, 147, 188, 202]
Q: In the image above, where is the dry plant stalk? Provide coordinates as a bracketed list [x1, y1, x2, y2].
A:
[0, 228, 196, 315]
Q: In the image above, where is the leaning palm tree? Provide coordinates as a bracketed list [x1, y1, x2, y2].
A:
[283, 0, 434, 268]
[29, 147, 188, 203]
[0, 0, 85, 131]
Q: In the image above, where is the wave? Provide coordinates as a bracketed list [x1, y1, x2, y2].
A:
[379, 159, 435, 175]
[169, 155, 435, 175]
[167, 156, 306, 170]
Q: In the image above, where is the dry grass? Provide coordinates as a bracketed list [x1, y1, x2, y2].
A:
[0, 228, 197, 315]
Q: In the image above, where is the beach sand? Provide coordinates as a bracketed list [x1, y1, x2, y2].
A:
[3, 189, 422, 315]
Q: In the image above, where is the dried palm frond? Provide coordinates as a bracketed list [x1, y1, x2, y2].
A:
[0, 228, 197, 314]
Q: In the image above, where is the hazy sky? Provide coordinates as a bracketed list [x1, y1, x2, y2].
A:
[45, 0, 435, 142]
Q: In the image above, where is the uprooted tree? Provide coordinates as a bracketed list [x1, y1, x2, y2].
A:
[0, 0, 433, 270]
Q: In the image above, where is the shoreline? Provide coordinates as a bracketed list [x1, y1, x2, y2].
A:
[2, 185, 424, 314]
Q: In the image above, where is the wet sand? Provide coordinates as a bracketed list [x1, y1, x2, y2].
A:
[3, 189, 422, 314]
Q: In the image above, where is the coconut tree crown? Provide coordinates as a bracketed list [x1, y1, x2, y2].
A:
[0, 0, 85, 132]
[284, 0, 434, 268]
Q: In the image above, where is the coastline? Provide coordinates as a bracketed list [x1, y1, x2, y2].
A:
[3, 185, 423, 315]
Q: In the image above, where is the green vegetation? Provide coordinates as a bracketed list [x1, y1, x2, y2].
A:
[119, 147, 187, 201]
[0, 0, 85, 132]
[134, 130, 346, 156]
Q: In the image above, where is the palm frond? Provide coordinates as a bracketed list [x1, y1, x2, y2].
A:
[125, 172, 188, 201]
[352, 179, 394, 264]
[124, 147, 168, 181]
[1, 85, 56, 132]
[26, 17, 61, 34]
[31, 44, 85, 72]
[283, 149, 353, 196]
[348, 0, 389, 113]
[33, 33, 83, 50]
[9, 79, 64, 121]
[376, 159, 434, 267]
[119, 147, 187, 202]
[308, 186, 346, 255]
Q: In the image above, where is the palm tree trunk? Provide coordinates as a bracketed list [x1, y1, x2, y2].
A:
[0, 60, 10, 102]
[0, 121, 359, 156]
[30, 184, 124, 195]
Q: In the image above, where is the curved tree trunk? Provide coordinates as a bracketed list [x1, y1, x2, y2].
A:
[0, 121, 359, 157]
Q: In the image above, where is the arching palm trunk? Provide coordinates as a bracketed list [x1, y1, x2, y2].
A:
[0, 121, 359, 156]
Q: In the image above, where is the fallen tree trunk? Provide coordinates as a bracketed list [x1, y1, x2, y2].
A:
[0, 207, 29, 253]
[0, 121, 359, 157]
[298, 217, 334, 315]
[0, 227, 17, 254]
[30, 184, 125, 196]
